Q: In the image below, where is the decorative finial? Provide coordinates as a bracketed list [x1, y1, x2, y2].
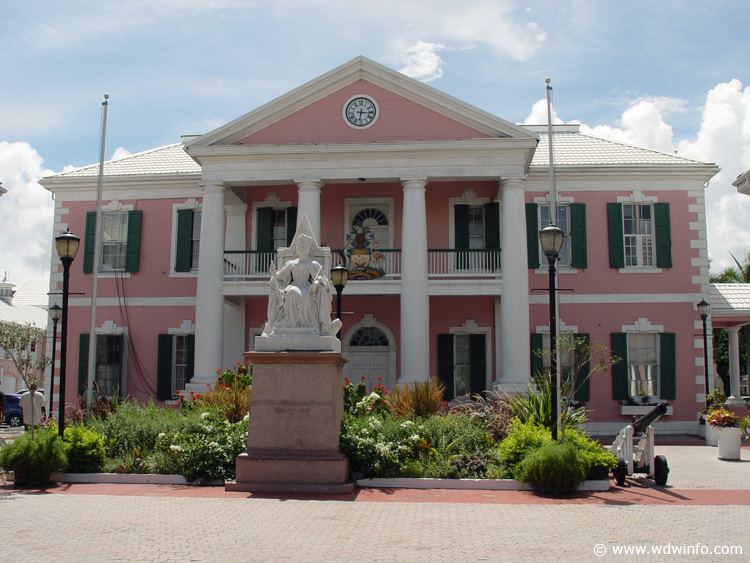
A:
[545, 77, 550, 84]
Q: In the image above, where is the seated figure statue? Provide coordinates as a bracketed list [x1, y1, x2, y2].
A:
[257, 217, 341, 351]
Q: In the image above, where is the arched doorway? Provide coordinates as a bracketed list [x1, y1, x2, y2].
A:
[342, 320, 397, 390]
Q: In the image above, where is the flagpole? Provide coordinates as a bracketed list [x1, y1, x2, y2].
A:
[86, 94, 109, 419]
[546, 78, 561, 430]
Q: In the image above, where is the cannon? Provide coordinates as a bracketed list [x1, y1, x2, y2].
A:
[611, 402, 670, 486]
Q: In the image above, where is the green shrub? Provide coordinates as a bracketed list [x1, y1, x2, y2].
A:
[562, 430, 617, 480]
[343, 376, 388, 417]
[519, 441, 587, 493]
[340, 414, 417, 478]
[64, 425, 106, 473]
[0, 425, 68, 485]
[88, 401, 188, 457]
[505, 380, 588, 432]
[172, 411, 248, 484]
[451, 390, 515, 441]
[497, 418, 553, 480]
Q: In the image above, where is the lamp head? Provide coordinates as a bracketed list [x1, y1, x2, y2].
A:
[697, 298, 710, 319]
[539, 224, 564, 260]
[330, 265, 349, 290]
[55, 228, 80, 261]
[49, 303, 62, 322]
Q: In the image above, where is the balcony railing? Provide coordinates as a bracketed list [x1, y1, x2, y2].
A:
[224, 248, 501, 279]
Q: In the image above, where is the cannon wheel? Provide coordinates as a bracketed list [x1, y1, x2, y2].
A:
[653, 455, 669, 486]
[613, 460, 627, 486]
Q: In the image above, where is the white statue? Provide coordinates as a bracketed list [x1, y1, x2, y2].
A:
[256, 216, 342, 352]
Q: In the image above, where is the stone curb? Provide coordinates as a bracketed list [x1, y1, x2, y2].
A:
[356, 478, 611, 491]
[50, 473, 222, 486]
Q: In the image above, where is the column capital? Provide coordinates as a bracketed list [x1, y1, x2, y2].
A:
[294, 179, 325, 191]
[500, 176, 527, 189]
[401, 177, 428, 190]
[200, 183, 226, 195]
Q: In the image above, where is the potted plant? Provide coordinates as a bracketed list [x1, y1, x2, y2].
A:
[700, 390, 727, 446]
[706, 408, 742, 460]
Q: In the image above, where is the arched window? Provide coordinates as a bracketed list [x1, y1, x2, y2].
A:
[352, 208, 388, 229]
[349, 327, 389, 347]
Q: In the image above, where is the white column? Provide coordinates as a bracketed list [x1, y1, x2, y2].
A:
[190, 184, 226, 388]
[223, 200, 247, 363]
[725, 326, 744, 406]
[399, 178, 430, 383]
[498, 177, 531, 386]
[296, 179, 324, 243]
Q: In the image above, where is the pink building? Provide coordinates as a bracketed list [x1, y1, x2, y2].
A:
[42, 57, 740, 434]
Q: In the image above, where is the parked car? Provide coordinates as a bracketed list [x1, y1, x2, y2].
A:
[3, 394, 24, 427]
[2, 392, 47, 427]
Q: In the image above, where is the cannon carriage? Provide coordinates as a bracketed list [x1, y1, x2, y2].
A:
[611, 402, 670, 486]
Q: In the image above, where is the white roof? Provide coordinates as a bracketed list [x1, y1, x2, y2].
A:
[13, 281, 50, 310]
[51, 144, 200, 179]
[527, 127, 712, 168]
[709, 284, 750, 319]
[45, 129, 715, 181]
[0, 300, 49, 330]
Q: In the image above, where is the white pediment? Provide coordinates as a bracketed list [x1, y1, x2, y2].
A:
[185, 56, 536, 149]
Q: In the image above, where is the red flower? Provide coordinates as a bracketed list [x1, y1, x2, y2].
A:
[376, 376, 382, 381]
[344, 377, 350, 385]
[360, 375, 367, 381]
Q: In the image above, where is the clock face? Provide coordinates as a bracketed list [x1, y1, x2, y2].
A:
[344, 96, 378, 128]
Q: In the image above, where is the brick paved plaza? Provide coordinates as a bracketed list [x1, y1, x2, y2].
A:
[2, 445, 749, 562]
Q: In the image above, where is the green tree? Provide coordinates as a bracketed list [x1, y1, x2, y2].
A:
[0, 322, 50, 390]
[709, 251, 750, 395]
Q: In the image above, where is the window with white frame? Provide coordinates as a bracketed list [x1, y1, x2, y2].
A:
[172, 334, 190, 393]
[95, 334, 123, 398]
[271, 209, 288, 251]
[541, 331, 575, 380]
[627, 332, 658, 396]
[101, 212, 129, 271]
[623, 203, 654, 267]
[454, 334, 472, 397]
[175, 209, 201, 272]
[540, 204, 570, 266]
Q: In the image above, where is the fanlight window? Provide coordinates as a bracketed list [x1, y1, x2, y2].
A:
[349, 327, 389, 346]
[352, 208, 388, 228]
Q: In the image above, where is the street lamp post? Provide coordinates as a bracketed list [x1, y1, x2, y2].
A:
[55, 229, 80, 437]
[539, 224, 564, 442]
[48, 304, 62, 419]
[697, 299, 711, 407]
[330, 265, 349, 338]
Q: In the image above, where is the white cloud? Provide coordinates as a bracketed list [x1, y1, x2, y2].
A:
[523, 98, 564, 125]
[677, 79, 750, 271]
[0, 142, 55, 287]
[579, 100, 675, 153]
[399, 42, 448, 82]
[111, 147, 131, 161]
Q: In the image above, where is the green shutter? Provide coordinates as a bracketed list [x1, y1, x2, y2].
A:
[286, 207, 298, 245]
[454, 205, 469, 249]
[611, 332, 628, 400]
[659, 332, 676, 400]
[257, 207, 272, 252]
[569, 203, 587, 269]
[157, 334, 173, 401]
[526, 203, 539, 269]
[573, 334, 591, 402]
[78, 333, 90, 397]
[125, 210, 142, 273]
[469, 334, 486, 396]
[437, 334, 455, 401]
[530, 333, 545, 383]
[484, 202, 500, 250]
[175, 209, 193, 272]
[186, 334, 196, 385]
[83, 212, 97, 274]
[607, 203, 625, 269]
[654, 202, 672, 268]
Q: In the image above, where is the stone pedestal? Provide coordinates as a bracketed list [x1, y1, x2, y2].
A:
[226, 352, 353, 493]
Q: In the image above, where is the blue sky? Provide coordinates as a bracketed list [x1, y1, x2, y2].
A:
[1, 0, 749, 288]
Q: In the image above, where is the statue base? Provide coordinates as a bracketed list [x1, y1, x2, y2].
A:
[228, 352, 353, 494]
[254, 332, 341, 353]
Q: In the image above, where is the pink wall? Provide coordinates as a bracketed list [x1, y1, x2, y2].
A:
[237, 81, 491, 146]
